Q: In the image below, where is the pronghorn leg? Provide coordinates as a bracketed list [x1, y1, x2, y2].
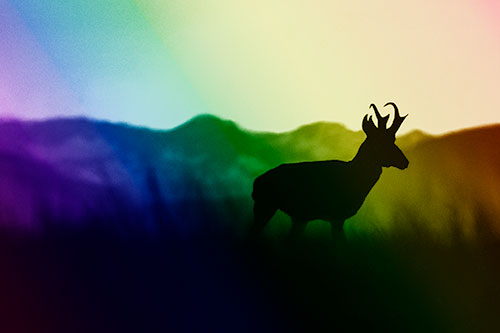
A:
[250, 201, 277, 235]
[288, 217, 307, 242]
[331, 220, 346, 244]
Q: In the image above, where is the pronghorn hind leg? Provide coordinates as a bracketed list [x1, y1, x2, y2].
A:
[331, 220, 346, 245]
[287, 217, 307, 244]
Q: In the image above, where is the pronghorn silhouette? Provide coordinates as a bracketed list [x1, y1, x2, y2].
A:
[251, 102, 408, 241]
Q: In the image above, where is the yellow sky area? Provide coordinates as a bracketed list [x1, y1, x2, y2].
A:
[136, 0, 500, 134]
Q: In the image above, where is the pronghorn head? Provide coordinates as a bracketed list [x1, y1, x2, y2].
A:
[362, 102, 409, 170]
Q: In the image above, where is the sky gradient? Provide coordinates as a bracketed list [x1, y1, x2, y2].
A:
[1, 0, 500, 134]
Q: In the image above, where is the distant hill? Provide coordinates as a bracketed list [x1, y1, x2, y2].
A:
[2, 114, 498, 241]
[0, 114, 430, 195]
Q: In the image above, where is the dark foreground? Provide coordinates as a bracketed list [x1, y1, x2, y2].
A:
[1, 216, 500, 333]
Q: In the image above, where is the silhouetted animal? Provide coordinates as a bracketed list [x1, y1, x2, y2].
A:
[251, 102, 408, 241]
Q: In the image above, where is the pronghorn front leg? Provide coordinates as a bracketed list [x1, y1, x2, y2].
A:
[288, 217, 307, 243]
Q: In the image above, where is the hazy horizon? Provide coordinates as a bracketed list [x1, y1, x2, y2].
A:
[3, 111, 499, 137]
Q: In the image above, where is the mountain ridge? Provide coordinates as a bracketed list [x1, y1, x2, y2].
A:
[0, 113, 436, 142]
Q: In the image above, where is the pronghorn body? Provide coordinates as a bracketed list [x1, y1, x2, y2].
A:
[253, 158, 381, 225]
[251, 103, 408, 239]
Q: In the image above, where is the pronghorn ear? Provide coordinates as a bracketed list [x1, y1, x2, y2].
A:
[362, 114, 377, 137]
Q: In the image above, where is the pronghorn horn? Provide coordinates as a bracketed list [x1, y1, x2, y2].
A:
[362, 114, 377, 137]
[385, 102, 407, 135]
[369, 103, 390, 129]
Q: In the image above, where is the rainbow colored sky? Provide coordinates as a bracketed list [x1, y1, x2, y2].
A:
[1, 0, 500, 134]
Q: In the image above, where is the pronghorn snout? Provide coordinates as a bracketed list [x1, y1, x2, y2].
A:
[396, 155, 409, 170]
[401, 159, 409, 170]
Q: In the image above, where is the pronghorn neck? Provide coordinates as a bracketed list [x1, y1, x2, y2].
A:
[351, 140, 383, 176]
